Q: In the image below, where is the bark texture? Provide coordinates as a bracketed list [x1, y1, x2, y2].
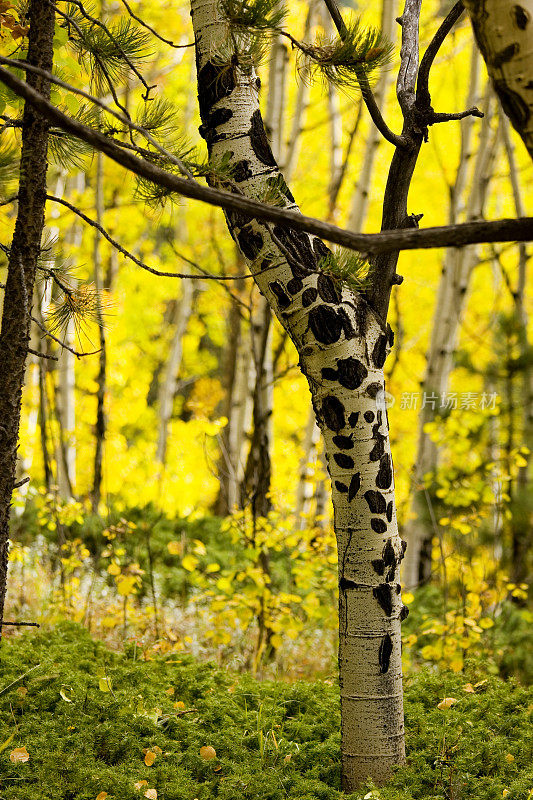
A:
[464, 0, 533, 159]
[192, 0, 406, 786]
[0, 0, 55, 634]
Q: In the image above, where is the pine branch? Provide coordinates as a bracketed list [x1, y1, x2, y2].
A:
[0, 61, 531, 256]
[56, 0, 156, 100]
[321, 0, 403, 147]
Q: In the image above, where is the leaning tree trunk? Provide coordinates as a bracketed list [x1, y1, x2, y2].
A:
[464, 0, 533, 160]
[0, 0, 55, 636]
[191, 0, 407, 786]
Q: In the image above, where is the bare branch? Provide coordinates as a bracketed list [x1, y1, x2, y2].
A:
[416, 1, 465, 109]
[430, 107, 483, 124]
[0, 63, 531, 255]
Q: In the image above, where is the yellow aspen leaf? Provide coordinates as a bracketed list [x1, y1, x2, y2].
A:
[134, 781, 148, 790]
[116, 575, 138, 596]
[96, 793, 108, 800]
[9, 746, 29, 763]
[437, 697, 457, 710]
[182, 555, 199, 572]
[152, 746, 162, 755]
[174, 700, 186, 710]
[167, 541, 182, 555]
[402, 592, 415, 605]
[503, 790, 510, 798]
[144, 790, 157, 800]
[199, 745, 216, 761]
[505, 753, 515, 763]
[165, 687, 175, 696]
[60, 686, 73, 702]
[479, 618, 494, 629]
[206, 563, 220, 573]
[98, 678, 112, 693]
[463, 683, 475, 693]
[144, 750, 156, 766]
[107, 563, 121, 576]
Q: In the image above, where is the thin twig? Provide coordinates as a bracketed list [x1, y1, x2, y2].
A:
[27, 346, 59, 360]
[13, 477, 30, 488]
[119, 0, 195, 49]
[31, 315, 100, 358]
[1, 621, 39, 627]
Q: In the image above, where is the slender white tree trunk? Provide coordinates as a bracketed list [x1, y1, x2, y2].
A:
[464, 0, 533, 159]
[295, 405, 321, 529]
[281, 3, 315, 181]
[156, 274, 194, 466]
[191, 0, 407, 785]
[348, 0, 398, 232]
[402, 85, 500, 587]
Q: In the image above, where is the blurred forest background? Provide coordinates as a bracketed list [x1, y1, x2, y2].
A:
[1, 0, 532, 689]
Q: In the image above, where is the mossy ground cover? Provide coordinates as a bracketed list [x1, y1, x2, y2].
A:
[0, 623, 531, 800]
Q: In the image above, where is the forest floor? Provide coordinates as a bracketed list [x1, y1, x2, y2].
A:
[0, 623, 531, 800]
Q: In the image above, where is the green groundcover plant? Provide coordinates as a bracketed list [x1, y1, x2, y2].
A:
[0, 623, 531, 800]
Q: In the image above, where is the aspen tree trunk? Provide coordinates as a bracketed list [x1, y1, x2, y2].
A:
[242, 296, 273, 513]
[55, 173, 86, 498]
[156, 274, 195, 466]
[464, 0, 533, 160]
[282, 2, 315, 181]
[348, 0, 397, 232]
[403, 85, 499, 587]
[295, 406, 321, 528]
[192, 0, 407, 785]
[91, 153, 106, 513]
[214, 272, 248, 514]
[0, 0, 55, 635]
[501, 116, 533, 584]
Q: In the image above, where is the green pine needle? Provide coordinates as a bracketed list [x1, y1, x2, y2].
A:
[220, 0, 287, 32]
[301, 17, 394, 90]
[317, 247, 370, 294]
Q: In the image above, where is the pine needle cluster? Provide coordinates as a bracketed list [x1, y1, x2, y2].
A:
[62, 3, 153, 96]
[317, 247, 370, 294]
[300, 19, 394, 90]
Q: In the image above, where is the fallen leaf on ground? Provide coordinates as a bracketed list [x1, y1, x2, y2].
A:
[437, 697, 457, 710]
[10, 746, 30, 763]
[200, 745, 216, 761]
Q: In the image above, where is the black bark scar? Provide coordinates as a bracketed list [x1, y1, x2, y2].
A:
[378, 633, 393, 674]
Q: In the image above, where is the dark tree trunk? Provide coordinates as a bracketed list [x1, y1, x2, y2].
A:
[0, 0, 55, 637]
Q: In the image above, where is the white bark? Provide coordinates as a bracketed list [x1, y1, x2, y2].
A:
[295, 404, 321, 528]
[464, 0, 533, 160]
[348, 0, 398, 232]
[156, 274, 195, 466]
[192, 0, 407, 785]
[403, 87, 500, 587]
[281, 3, 315, 182]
